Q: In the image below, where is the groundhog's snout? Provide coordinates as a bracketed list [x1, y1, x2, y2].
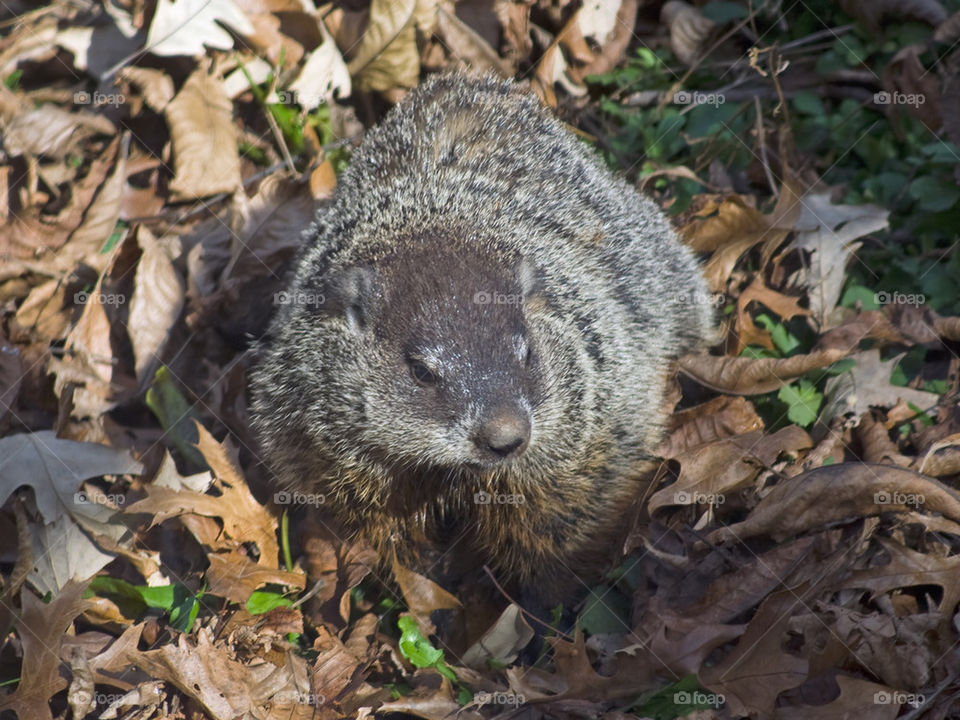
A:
[473, 406, 531, 462]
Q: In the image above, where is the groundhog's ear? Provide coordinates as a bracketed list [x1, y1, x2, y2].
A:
[515, 257, 543, 299]
[320, 265, 375, 333]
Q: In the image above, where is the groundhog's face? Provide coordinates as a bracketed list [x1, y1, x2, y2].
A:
[312, 243, 552, 472]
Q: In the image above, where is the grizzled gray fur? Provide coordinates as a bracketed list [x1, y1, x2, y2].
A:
[249, 73, 713, 604]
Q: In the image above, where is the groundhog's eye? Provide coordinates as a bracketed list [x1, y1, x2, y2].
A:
[409, 360, 438, 386]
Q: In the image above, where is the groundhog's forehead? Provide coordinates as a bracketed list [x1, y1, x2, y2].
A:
[371, 241, 528, 348]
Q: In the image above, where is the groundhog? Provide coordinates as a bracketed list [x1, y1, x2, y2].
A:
[249, 73, 714, 607]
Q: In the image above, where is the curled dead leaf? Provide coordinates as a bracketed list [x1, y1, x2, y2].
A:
[708, 463, 960, 545]
[679, 348, 848, 395]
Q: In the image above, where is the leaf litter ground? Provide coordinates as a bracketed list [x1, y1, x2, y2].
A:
[2, 1, 960, 719]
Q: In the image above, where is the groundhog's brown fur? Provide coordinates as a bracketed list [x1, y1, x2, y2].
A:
[249, 73, 714, 606]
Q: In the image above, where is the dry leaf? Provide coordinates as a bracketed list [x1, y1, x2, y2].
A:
[119, 66, 176, 112]
[461, 603, 534, 668]
[823, 349, 940, 420]
[128, 226, 184, 381]
[393, 557, 462, 634]
[146, 0, 255, 57]
[649, 426, 811, 514]
[918, 433, 960, 477]
[698, 590, 809, 718]
[166, 64, 241, 199]
[288, 26, 351, 108]
[0, 430, 143, 524]
[435, 4, 511, 77]
[788, 192, 889, 327]
[0, 582, 91, 720]
[657, 395, 764, 458]
[1, 105, 114, 159]
[708, 463, 960, 545]
[205, 551, 305, 603]
[348, 0, 421, 92]
[679, 348, 848, 395]
[661, 1, 718, 66]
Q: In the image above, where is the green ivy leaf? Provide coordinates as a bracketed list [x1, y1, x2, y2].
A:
[909, 176, 960, 212]
[778, 380, 823, 427]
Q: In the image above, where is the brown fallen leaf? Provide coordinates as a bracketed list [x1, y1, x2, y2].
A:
[788, 192, 889, 327]
[813, 309, 905, 353]
[118, 66, 175, 113]
[127, 226, 184, 381]
[311, 625, 365, 706]
[708, 463, 960, 545]
[842, 536, 960, 616]
[55, 135, 129, 274]
[856, 411, 912, 466]
[826, 601, 937, 689]
[776, 675, 900, 720]
[661, 1, 718, 66]
[13, 279, 71, 342]
[347, 0, 424, 93]
[0, 581, 92, 720]
[166, 62, 241, 200]
[0, 138, 117, 262]
[126, 424, 279, 567]
[460, 603, 533, 669]
[393, 558, 462, 636]
[734, 276, 808, 354]
[934, 315, 960, 341]
[648, 426, 812, 514]
[1, 105, 114, 159]
[823, 349, 940, 420]
[379, 676, 483, 719]
[699, 589, 810, 718]
[680, 195, 793, 292]
[121, 628, 278, 720]
[53, 262, 119, 422]
[205, 551, 305, 604]
[679, 348, 848, 395]
[918, 433, 960, 477]
[657, 395, 764, 459]
[547, 629, 657, 701]
[435, 3, 512, 78]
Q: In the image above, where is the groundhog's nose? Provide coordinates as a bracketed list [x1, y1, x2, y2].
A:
[474, 407, 531, 461]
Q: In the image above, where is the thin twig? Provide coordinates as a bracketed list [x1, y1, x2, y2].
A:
[754, 96, 778, 196]
[657, 0, 772, 114]
[482, 566, 573, 641]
